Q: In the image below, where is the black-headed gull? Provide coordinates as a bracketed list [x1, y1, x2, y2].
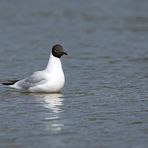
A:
[2, 44, 68, 93]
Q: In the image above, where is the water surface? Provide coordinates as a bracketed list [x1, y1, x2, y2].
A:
[0, 0, 148, 148]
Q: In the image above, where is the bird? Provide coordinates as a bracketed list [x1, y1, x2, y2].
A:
[2, 44, 68, 93]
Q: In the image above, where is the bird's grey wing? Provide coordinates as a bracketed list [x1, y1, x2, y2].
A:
[17, 71, 47, 89]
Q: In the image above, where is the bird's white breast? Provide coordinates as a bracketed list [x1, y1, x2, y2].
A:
[28, 54, 65, 93]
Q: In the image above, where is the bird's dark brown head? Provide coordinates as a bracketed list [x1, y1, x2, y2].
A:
[52, 44, 68, 58]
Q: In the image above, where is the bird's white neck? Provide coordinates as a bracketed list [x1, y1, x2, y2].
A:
[45, 54, 63, 73]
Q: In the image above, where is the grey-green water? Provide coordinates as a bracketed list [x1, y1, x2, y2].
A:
[0, 0, 148, 148]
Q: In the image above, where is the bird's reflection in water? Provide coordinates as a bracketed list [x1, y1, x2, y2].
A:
[30, 93, 64, 133]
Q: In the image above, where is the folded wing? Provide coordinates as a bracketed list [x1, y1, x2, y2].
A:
[16, 71, 48, 90]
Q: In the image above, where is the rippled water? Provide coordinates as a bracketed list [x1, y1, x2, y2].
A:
[0, 0, 148, 148]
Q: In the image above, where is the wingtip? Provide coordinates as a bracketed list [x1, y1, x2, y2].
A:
[2, 80, 19, 85]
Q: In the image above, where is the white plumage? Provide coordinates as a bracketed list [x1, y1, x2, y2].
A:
[3, 44, 67, 93]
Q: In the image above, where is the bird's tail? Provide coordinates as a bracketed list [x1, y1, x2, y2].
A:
[2, 80, 19, 85]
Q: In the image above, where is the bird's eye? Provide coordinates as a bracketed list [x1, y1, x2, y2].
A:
[55, 49, 59, 52]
